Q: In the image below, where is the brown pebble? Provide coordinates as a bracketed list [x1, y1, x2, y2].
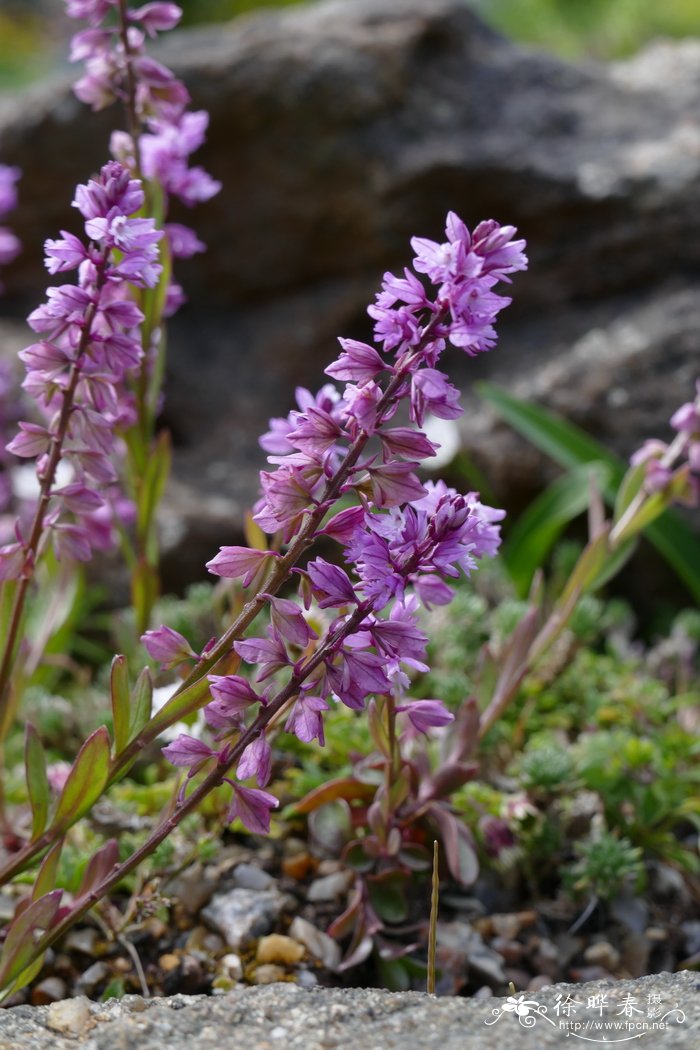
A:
[254, 963, 286, 984]
[159, 953, 181, 972]
[30, 977, 67, 1006]
[257, 934, 305, 966]
[645, 926, 668, 942]
[282, 852, 316, 880]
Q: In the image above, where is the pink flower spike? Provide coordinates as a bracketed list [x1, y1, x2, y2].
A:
[205, 545, 271, 585]
[142, 624, 198, 668]
[226, 783, 279, 835]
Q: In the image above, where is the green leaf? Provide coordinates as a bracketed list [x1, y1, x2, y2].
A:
[137, 430, 171, 558]
[0, 890, 62, 988]
[504, 462, 612, 596]
[367, 871, 408, 924]
[614, 462, 647, 525]
[477, 382, 620, 477]
[131, 559, 160, 636]
[33, 838, 64, 901]
[478, 382, 700, 602]
[110, 655, 131, 755]
[129, 667, 153, 740]
[25, 724, 50, 841]
[52, 727, 111, 831]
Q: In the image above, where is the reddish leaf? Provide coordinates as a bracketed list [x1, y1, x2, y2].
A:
[293, 777, 376, 815]
[52, 726, 110, 831]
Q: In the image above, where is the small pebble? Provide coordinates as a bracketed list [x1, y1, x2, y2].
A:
[75, 960, 109, 995]
[233, 863, 275, 891]
[289, 916, 341, 970]
[307, 871, 353, 902]
[159, 953, 181, 973]
[254, 963, 286, 985]
[30, 977, 67, 1005]
[47, 997, 93, 1036]
[645, 926, 668, 943]
[257, 934, 305, 966]
[221, 953, 243, 980]
[584, 940, 620, 971]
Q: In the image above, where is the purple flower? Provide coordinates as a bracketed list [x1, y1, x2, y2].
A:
[325, 339, 386, 383]
[366, 461, 427, 507]
[226, 783, 279, 835]
[142, 624, 197, 668]
[162, 733, 217, 772]
[410, 369, 462, 427]
[234, 629, 290, 682]
[307, 558, 357, 608]
[396, 699, 454, 734]
[205, 545, 272, 585]
[285, 693, 328, 745]
[205, 674, 261, 729]
[236, 736, 272, 787]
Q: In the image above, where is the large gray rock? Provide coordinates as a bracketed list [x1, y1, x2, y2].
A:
[0, 971, 697, 1049]
[0, 0, 699, 580]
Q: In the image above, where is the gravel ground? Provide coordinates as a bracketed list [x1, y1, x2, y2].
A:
[0, 970, 697, 1050]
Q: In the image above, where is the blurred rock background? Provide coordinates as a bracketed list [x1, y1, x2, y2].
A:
[0, 0, 699, 594]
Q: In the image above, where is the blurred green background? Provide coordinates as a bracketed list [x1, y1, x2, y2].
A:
[2, 0, 700, 90]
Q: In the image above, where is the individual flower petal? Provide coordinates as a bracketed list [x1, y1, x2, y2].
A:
[226, 783, 279, 835]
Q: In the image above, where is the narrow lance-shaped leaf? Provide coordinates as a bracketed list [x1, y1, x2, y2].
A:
[129, 666, 153, 740]
[76, 838, 119, 901]
[32, 838, 64, 902]
[52, 726, 111, 832]
[0, 890, 62, 988]
[110, 655, 131, 755]
[137, 429, 171, 558]
[25, 724, 50, 841]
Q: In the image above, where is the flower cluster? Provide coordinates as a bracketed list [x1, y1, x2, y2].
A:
[631, 381, 700, 505]
[0, 162, 161, 580]
[66, 0, 220, 314]
[154, 213, 527, 834]
[0, 164, 21, 290]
